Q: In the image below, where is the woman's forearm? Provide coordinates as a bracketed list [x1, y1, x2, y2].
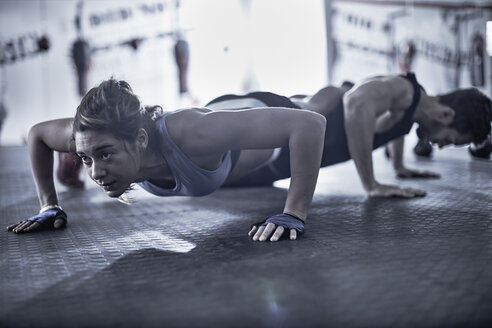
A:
[27, 126, 59, 208]
[27, 119, 74, 208]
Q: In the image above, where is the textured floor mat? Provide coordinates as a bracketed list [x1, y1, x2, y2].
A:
[0, 146, 491, 327]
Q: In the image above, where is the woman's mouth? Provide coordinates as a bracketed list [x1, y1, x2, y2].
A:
[100, 182, 115, 191]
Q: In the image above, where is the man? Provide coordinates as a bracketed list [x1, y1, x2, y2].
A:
[208, 72, 491, 197]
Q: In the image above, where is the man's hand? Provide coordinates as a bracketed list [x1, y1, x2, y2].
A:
[6, 208, 67, 233]
[395, 166, 440, 179]
[248, 213, 304, 242]
[368, 182, 426, 198]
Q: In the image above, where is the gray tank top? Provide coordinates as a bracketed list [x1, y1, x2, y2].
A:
[137, 113, 233, 196]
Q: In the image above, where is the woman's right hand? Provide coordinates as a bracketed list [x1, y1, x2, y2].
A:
[248, 213, 305, 242]
[6, 208, 67, 233]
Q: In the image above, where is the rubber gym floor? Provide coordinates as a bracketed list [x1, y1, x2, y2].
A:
[0, 144, 491, 328]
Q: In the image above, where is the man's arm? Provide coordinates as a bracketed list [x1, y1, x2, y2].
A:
[388, 136, 440, 179]
[343, 89, 377, 192]
[343, 82, 426, 198]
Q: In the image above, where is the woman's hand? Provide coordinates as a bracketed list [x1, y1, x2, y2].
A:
[395, 166, 440, 179]
[6, 208, 67, 233]
[368, 182, 426, 198]
[248, 213, 305, 242]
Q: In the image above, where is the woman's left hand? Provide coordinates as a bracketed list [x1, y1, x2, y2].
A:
[248, 213, 305, 242]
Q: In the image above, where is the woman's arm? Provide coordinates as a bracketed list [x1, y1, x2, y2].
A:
[8, 118, 74, 233]
[178, 107, 326, 240]
[28, 118, 74, 207]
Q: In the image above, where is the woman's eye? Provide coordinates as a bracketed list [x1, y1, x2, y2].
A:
[80, 156, 92, 165]
[101, 153, 112, 160]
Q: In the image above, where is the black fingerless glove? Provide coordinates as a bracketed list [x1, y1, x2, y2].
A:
[251, 213, 305, 234]
[27, 208, 67, 227]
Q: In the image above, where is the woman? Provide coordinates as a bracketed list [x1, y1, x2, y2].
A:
[7, 78, 327, 241]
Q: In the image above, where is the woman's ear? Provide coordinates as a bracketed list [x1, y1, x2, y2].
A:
[136, 128, 149, 149]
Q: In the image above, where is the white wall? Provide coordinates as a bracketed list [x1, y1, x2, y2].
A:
[330, 1, 492, 97]
[2, 0, 491, 147]
[0, 0, 178, 145]
[0, 0, 327, 145]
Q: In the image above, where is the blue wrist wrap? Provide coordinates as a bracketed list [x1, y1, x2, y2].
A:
[252, 213, 305, 234]
[27, 208, 67, 225]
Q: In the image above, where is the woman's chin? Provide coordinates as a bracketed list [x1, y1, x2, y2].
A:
[105, 188, 125, 198]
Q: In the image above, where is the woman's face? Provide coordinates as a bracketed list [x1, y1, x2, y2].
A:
[75, 130, 141, 198]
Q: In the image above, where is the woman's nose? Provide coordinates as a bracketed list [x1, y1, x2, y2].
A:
[90, 162, 106, 181]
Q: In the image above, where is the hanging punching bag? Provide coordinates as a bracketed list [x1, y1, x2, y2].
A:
[398, 41, 416, 74]
[60, 35, 89, 187]
[396, 40, 433, 157]
[174, 39, 189, 94]
[71, 38, 91, 97]
[470, 33, 485, 87]
[467, 34, 490, 159]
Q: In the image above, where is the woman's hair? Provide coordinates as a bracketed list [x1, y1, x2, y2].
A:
[438, 88, 492, 143]
[73, 78, 163, 203]
[73, 77, 163, 151]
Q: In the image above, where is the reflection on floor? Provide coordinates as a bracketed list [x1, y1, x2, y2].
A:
[0, 146, 491, 327]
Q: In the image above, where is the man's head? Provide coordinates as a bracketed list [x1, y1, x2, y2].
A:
[417, 88, 491, 147]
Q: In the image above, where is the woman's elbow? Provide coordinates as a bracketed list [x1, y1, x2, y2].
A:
[309, 111, 326, 127]
[302, 112, 326, 139]
[27, 122, 43, 144]
[27, 121, 52, 148]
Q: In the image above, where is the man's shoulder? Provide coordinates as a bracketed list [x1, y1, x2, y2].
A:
[358, 75, 414, 113]
[366, 75, 414, 101]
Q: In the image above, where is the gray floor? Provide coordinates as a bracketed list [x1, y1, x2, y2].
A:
[0, 145, 491, 328]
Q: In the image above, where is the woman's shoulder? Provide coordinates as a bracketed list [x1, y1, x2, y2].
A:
[163, 107, 210, 124]
[163, 108, 212, 147]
